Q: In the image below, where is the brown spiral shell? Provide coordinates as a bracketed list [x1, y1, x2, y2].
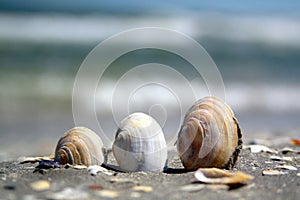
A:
[54, 127, 104, 166]
[177, 96, 242, 170]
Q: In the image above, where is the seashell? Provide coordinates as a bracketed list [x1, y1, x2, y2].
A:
[269, 155, 293, 162]
[54, 127, 104, 166]
[275, 165, 297, 171]
[109, 177, 136, 184]
[112, 112, 168, 172]
[177, 96, 242, 170]
[194, 168, 253, 185]
[262, 169, 288, 176]
[244, 144, 278, 154]
[87, 165, 114, 176]
[280, 147, 296, 154]
[18, 156, 52, 164]
[69, 165, 87, 170]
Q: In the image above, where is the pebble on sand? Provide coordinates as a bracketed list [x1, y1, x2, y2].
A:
[180, 184, 205, 192]
[132, 185, 153, 192]
[30, 180, 50, 191]
[96, 190, 119, 198]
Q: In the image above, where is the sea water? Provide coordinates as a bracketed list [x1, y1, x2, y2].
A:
[0, 10, 299, 158]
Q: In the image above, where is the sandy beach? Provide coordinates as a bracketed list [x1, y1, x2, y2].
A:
[0, 134, 299, 200]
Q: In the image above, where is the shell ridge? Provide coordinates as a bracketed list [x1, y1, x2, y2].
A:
[54, 127, 104, 166]
[197, 110, 221, 159]
[60, 145, 75, 164]
[177, 96, 242, 170]
[112, 112, 167, 172]
[223, 117, 243, 169]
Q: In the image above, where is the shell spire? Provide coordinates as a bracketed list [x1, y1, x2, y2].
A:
[54, 127, 104, 166]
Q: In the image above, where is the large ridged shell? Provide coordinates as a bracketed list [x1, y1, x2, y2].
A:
[112, 112, 168, 172]
[54, 127, 104, 166]
[177, 96, 242, 170]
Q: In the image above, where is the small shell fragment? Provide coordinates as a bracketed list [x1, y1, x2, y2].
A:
[87, 165, 113, 176]
[262, 170, 288, 176]
[290, 138, 300, 146]
[36, 160, 61, 169]
[280, 147, 296, 154]
[72, 165, 88, 170]
[206, 184, 229, 190]
[132, 186, 153, 192]
[194, 168, 254, 185]
[19, 156, 52, 164]
[109, 178, 136, 184]
[244, 145, 278, 154]
[275, 165, 297, 171]
[30, 180, 51, 191]
[88, 185, 103, 191]
[297, 173, 300, 177]
[65, 164, 87, 170]
[180, 184, 205, 192]
[96, 190, 119, 198]
[270, 156, 293, 162]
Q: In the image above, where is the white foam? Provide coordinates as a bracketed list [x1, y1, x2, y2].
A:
[92, 79, 300, 114]
[0, 13, 300, 47]
[226, 83, 300, 113]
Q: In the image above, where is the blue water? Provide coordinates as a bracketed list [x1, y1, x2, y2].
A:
[1, 0, 300, 15]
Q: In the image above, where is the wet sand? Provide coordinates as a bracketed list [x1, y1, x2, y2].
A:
[0, 136, 299, 200]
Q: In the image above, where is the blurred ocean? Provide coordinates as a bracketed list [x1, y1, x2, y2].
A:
[0, 1, 300, 159]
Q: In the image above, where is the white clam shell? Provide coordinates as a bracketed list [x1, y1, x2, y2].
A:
[112, 112, 168, 172]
